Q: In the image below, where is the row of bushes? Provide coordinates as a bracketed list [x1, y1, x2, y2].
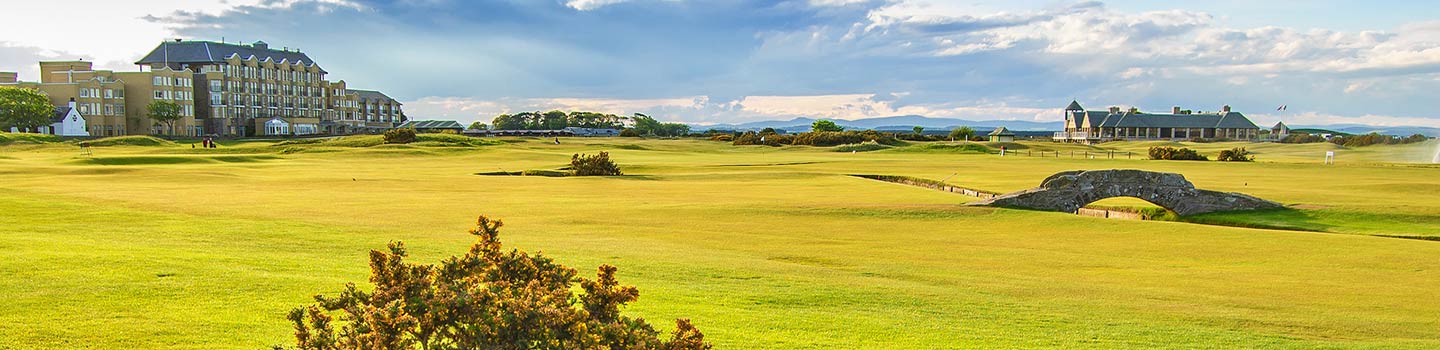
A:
[1147, 146, 1209, 161]
[1281, 132, 1431, 146]
[732, 130, 902, 147]
[1149, 146, 1253, 162]
[1330, 133, 1430, 147]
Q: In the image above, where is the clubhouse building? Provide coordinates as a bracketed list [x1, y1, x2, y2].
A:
[1053, 101, 1262, 144]
[2, 39, 404, 137]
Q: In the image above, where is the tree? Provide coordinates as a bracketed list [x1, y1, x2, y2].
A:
[146, 100, 183, 136]
[0, 86, 53, 133]
[631, 113, 662, 135]
[949, 126, 975, 142]
[912, 126, 924, 135]
[491, 114, 524, 130]
[542, 110, 569, 129]
[468, 121, 488, 130]
[811, 120, 843, 133]
[284, 215, 709, 350]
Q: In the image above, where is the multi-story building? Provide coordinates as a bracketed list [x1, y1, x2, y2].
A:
[353, 89, 404, 131]
[0, 61, 197, 136]
[3, 39, 401, 138]
[1052, 100, 1261, 144]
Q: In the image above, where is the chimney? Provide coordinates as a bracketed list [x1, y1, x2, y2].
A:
[1108, 106, 1121, 114]
[252, 41, 269, 50]
[1222, 105, 1232, 113]
[1172, 106, 1181, 114]
[68, 97, 76, 109]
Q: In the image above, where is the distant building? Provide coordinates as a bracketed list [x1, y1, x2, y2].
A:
[563, 127, 620, 137]
[132, 39, 401, 136]
[398, 120, 465, 133]
[48, 98, 88, 136]
[1, 61, 195, 136]
[1053, 101, 1261, 144]
[1271, 122, 1290, 138]
[987, 127, 1015, 143]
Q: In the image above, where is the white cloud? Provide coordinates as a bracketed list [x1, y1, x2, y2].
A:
[565, 0, 631, 11]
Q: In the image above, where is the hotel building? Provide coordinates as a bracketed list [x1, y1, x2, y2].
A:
[1, 39, 403, 137]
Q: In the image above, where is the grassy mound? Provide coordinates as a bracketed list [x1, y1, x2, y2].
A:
[891, 142, 992, 153]
[0, 133, 62, 145]
[274, 135, 385, 148]
[82, 136, 175, 147]
[412, 133, 503, 147]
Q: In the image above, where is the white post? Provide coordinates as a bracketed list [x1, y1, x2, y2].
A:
[1325, 151, 1335, 165]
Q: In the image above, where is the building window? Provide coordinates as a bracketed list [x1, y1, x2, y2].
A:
[210, 80, 222, 92]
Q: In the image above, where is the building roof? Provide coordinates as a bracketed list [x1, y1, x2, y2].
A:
[1065, 100, 1084, 111]
[51, 107, 73, 123]
[1272, 121, 1289, 130]
[351, 89, 398, 103]
[399, 120, 464, 129]
[1086, 111, 1260, 129]
[988, 127, 1015, 136]
[135, 40, 324, 72]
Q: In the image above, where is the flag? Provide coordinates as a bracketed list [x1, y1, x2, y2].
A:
[1276, 105, 1287, 111]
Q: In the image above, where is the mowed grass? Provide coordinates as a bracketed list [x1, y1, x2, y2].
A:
[1, 135, 1439, 349]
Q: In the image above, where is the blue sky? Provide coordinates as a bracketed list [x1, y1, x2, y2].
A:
[2, 0, 1439, 127]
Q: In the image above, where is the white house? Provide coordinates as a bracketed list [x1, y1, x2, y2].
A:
[46, 98, 88, 136]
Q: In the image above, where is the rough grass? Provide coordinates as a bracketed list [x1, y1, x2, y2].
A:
[2, 138, 1439, 349]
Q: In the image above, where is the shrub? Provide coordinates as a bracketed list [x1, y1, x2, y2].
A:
[1280, 133, 1327, 144]
[1329, 132, 1432, 147]
[284, 215, 710, 350]
[709, 134, 733, 142]
[834, 140, 890, 152]
[619, 128, 640, 137]
[383, 128, 417, 144]
[731, 130, 906, 147]
[1217, 147, 1253, 162]
[571, 151, 622, 176]
[1148, 146, 1208, 161]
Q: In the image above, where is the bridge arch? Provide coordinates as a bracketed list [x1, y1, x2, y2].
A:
[971, 169, 1281, 216]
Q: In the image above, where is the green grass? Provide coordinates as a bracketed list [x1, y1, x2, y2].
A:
[2, 137, 1439, 349]
[0, 132, 62, 144]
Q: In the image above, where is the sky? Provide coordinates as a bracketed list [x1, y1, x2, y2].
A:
[2, 0, 1439, 128]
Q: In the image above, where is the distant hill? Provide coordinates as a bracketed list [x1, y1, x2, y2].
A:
[695, 115, 1063, 133]
[1292, 124, 1440, 137]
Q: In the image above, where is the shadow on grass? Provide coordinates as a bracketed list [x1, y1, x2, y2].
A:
[75, 155, 279, 166]
[1176, 208, 1333, 232]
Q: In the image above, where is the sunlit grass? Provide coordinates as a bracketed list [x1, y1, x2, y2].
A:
[1, 135, 1438, 349]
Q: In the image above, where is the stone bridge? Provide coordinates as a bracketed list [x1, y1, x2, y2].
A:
[969, 169, 1282, 216]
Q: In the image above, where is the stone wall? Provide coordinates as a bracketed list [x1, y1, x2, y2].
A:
[969, 169, 1282, 216]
